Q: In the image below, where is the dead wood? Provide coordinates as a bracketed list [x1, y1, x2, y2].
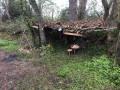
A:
[31, 19, 116, 36]
[11, 30, 23, 35]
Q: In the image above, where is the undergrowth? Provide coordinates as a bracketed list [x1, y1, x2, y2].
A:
[56, 55, 120, 89]
[0, 33, 120, 89]
[36, 44, 120, 89]
[0, 19, 28, 33]
[0, 38, 36, 59]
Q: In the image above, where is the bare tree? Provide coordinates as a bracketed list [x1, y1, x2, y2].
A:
[108, 0, 117, 26]
[28, 0, 46, 48]
[69, 0, 78, 22]
[78, 0, 88, 20]
[101, 0, 113, 21]
[5, 0, 11, 22]
[110, 0, 117, 19]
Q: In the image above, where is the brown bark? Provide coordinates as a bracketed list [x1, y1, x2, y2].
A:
[0, 12, 2, 24]
[102, 0, 109, 20]
[5, 0, 11, 22]
[109, 0, 117, 26]
[0, 0, 2, 24]
[101, 0, 113, 26]
[28, 0, 46, 48]
[116, 32, 120, 65]
[0, 15, 2, 24]
[116, 0, 120, 65]
[110, 0, 117, 19]
[78, 0, 88, 20]
[69, 0, 78, 22]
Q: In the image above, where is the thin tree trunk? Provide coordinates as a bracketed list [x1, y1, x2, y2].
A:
[102, 0, 109, 20]
[69, 0, 78, 22]
[109, 0, 117, 26]
[0, 0, 2, 24]
[116, 24, 120, 65]
[0, 15, 2, 24]
[101, 0, 113, 20]
[0, 9, 2, 24]
[78, 0, 87, 20]
[28, 0, 46, 48]
[116, 0, 120, 65]
[101, 0, 113, 26]
[110, 0, 117, 19]
[5, 0, 11, 22]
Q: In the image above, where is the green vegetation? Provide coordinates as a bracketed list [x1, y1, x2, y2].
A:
[110, 28, 119, 38]
[14, 44, 119, 90]
[56, 55, 120, 89]
[0, 18, 28, 33]
[35, 45, 120, 89]
[0, 0, 119, 89]
[0, 35, 120, 89]
[0, 38, 36, 60]
[59, 8, 69, 22]
[0, 39, 19, 51]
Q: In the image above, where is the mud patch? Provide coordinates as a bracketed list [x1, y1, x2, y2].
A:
[2, 54, 18, 62]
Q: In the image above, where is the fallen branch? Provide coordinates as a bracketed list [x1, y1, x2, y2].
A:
[11, 30, 23, 35]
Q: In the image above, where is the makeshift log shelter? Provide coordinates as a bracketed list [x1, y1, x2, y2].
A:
[31, 19, 116, 46]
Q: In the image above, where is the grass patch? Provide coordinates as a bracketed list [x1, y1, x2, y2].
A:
[16, 72, 56, 90]
[35, 44, 120, 89]
[0, 36, 119, 89]
[56, 55, 119, 89]
[0, 39, 19, 51]
[0, 38, 37, 59]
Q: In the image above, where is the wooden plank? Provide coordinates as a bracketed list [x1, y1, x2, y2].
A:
[63, 32, 83, 36]
[32, 25, 38, 29]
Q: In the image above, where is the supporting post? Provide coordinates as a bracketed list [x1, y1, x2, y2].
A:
[38, 25, 41, 46]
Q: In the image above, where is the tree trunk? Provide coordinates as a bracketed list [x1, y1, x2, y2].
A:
[102, 0, 109, 21]
[0, 15, 2, 24]
[109, 0, 117, 26]
[78, 0, 87, 20]
[28, 0, 46, 48]
[0, 9, 2, 24]
[0, 0, 2, 24]
[116, 26, 120, 65]
[5, 0, 11, 22]
[110, 0, 117, 19]
[101, 0, 113, 26]
[69, 0, 78, 22]
[116, 0, 120, 65]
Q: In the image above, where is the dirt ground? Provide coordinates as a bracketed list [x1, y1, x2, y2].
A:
[0, 50, 69, 90]
[0, 51, 39, 90]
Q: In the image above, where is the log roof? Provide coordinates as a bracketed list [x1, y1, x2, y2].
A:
[31, 19, 115, 36]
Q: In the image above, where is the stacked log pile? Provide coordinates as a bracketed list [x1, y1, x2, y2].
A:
[44, 19, 102, 29]
[32, 19, 115, 36]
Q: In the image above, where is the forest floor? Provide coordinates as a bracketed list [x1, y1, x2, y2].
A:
[0, 50, 67, 90]
[0, 33, 120, 90]
[0, 50, 40, 90]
